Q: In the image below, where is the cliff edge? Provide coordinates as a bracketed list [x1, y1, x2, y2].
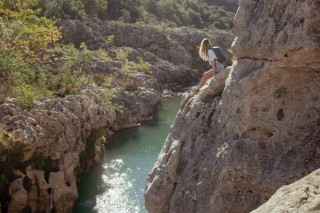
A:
[145, 0, 320, 212]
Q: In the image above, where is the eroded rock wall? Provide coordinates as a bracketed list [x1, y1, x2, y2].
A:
[145, 0, 320, 212]
[252, 168, 320, 213]
[0, 86, 160, 212]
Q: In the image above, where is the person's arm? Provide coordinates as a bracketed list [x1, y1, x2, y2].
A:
[210, 59, 217, 74]
[208, 49, 217, 75]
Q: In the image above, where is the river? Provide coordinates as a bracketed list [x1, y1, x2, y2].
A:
[73, 97, 182, 213]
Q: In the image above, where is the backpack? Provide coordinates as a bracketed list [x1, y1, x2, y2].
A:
[208, 46, 227, 64]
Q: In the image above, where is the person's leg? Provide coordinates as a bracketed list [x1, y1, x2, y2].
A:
[199, 70, 214, 89]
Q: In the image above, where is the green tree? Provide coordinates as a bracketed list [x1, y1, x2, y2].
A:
[0, 0, 61, 107]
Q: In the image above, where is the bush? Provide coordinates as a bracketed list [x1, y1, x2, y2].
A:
[38, 0, 236, 30]
[12, 84, 39, 110]
[0, 0, 61, 106]
[94, 87, 123, 112]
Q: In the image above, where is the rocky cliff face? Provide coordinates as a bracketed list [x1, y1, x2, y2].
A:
[252, 168, 320, 213]
[145, 0, 320, 212]
[0, 86, 160, 212]
[0, 90, 114, 212]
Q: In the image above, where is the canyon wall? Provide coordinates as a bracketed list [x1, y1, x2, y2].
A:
[0, 87, 160, 212]
[145, 0, 320, 212]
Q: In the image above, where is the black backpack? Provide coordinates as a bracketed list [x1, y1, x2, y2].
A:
[208, 46, 226, 64]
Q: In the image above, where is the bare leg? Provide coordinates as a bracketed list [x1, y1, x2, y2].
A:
[199, 70, 215, 89]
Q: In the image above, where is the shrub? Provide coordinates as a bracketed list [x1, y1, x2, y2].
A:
[137, 57, 151, 74]
[121, 9, 131, 23]
[12, 84, 39, 110]
[0, 0, 61, 105]
[94, 87, 124, 112]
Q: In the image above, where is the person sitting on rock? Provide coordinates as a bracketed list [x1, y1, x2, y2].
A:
[198, 38, 224, 89]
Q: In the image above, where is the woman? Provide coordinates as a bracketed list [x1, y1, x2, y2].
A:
[198, 38, 222, 89]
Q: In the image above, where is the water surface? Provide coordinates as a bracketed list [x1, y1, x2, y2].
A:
[73, 97, 182, 213]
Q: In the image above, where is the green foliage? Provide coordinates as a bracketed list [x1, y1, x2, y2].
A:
[12, 84, 39, 110]
[121, 9, 131, 23]
[116, 47, 131, 63]
[51, 43, 115, 96]
[94, 87, 124, 112]
[38, 0, 236, 30]
[38, 0, 87, 20]
[227, 48, 237, 62]
[107, 34, 115, 43]
[0, 0, 61, 107]
[0, 0, 61, 63]
[275, 87, 288, 98]
[137, 57, 151, 74]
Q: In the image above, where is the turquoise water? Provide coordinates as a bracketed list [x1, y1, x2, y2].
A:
[73, 97, 182, 213]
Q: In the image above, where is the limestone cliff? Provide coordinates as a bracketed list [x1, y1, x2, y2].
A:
[252, 168, 320, 213]
[145, 0, 320, 212]
[0, 87, 160, 212]
[0, 90, 115, 212]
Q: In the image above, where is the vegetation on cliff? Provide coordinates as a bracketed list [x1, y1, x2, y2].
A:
[0, 0, 156, 110]
[38, 0, 236, 30]
[0, 0, 236, 109]
[0, 0, 60, 108]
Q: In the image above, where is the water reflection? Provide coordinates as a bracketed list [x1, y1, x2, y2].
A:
[94, 159, 140, 213]
[73, 98, 182, 213]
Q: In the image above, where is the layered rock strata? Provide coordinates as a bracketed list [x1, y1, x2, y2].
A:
[145, 0, 320, 212]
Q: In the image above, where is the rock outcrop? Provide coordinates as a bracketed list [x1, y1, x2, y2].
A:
[145, 0, 320, 212]
[0, 85, 161, 212]
[0, 90, 114, 212]
[112, 87, 161, 130]
[252, 168, 320, 213]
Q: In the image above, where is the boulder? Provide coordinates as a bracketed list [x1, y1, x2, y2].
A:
[112, 87, 161, 130]
[8, 178, 28, 213]
[49, 171, 75, 213]
[33, 170, 51, 212]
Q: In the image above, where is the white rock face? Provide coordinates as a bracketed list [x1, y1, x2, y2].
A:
[145, 0, 320, 212]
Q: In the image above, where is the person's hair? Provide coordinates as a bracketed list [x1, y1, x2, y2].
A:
[199, 38, 212, 61]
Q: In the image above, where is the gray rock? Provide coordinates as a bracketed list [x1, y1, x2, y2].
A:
[145, 0, 320, 212]
[252, 168, 320, 213]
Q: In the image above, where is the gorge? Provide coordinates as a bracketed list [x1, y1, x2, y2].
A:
[1, 0, 319, 212]
[0, 1, 235, 211]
